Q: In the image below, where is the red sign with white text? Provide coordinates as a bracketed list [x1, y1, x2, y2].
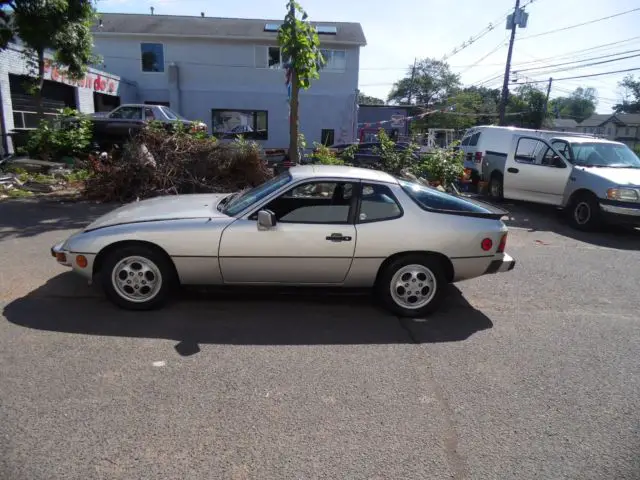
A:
[43, 59, 120, 96]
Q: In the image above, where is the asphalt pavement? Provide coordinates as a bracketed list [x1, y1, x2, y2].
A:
[0, 197, 638, 480]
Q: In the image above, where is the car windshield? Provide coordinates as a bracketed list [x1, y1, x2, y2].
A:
[570, 142, 640, 168]
[221, 172, 292, 216]
[398, 179, 495, 214]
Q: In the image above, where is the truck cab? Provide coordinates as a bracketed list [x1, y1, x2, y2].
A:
[482, 133, 640, 230]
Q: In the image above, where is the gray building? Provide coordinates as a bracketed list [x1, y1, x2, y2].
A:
[92, 13, 367, 148]
[357, 105, 410, 142]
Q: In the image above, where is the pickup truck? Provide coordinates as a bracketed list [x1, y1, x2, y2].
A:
[481, 132, 640, 230]
[79, 104, 206, 147]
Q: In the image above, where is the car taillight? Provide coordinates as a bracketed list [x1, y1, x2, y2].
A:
[474, 151, 484, 163]
[497, 233, 507, 253]
[481, 238, 493, 251]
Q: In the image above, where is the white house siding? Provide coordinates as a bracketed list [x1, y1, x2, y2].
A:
[93, 34, 360, 148]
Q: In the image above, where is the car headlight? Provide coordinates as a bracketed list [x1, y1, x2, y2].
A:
[606, 187, 639, 202]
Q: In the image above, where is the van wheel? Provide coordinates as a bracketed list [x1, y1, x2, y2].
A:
[567, 192, 602, 231]
[488, 173, 504, 201]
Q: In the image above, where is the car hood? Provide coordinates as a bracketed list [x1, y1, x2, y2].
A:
[579, 166, 640, 187]
[85, 193, 230, 231]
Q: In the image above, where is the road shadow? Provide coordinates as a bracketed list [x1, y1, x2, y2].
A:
[498, 200, 640, 251]
[3, 273, 494, 350]
[0, 198, 117, 240]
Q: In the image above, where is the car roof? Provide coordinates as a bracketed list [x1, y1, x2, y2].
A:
[289, 164, 399, 184]
[554, 136, 623, 145]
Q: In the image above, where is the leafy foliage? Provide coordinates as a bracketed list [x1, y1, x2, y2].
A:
[387, 58, 460, 106]
[25, 107, 93, 160]
[548, 87, 597, 122]
[310, 143, 345, 165]
[358, 92, 385, 105]
[506, 84, 549, 129]
[413, 141, 465, 187]
[614, 75, 640, 114]
[372, 129, 420, 175]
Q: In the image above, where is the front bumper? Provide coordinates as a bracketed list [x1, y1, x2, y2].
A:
[484, 253, 516, 275]
[600, 202, 640, 226]
[51, 241, 71, 266]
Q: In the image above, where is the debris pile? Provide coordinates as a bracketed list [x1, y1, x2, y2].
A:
[83, 127, 273, 202]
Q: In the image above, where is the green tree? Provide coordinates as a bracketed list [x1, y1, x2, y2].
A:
[506, 84, 548, 129]
[5, 0, 97, 118]
[277, 0, 324, 164]
[387, 58, 460, 106]
[358, 92, 384, 105]
[614, 75, 640, 114]
[548, 87, 597, 122]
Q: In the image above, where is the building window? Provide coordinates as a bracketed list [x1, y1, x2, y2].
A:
[255, 46, 288, 69]
[212, 109, 268, 140]
[321, 129, 335, 146]
[607, 127, 612, 136]
[268, 47, 282, 68]
[625, 127, 630, 136]
[319, 49, 346, 72]
[141, 43, 164, 72]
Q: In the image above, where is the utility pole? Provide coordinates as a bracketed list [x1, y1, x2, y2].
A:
[407, 58, 417, 104]
[498, 0, 527, 125]
[543, 76, 553, 118]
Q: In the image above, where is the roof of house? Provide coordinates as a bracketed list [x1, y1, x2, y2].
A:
[93, 13, 367, 46]
[578, 114, 613, 127]
[552, 118, 577, 128]
[578, 113, 640, 127]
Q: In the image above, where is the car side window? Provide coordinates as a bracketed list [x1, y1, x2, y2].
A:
[515, 138, 546, 165]
[358, 183, 403, 223]
[110, 107, 142, 120]
[540, 147, 559, 166]
[144, 108, 156, 121]
[261, 181, 355, 224]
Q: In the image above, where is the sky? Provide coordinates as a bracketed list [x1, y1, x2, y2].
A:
[96, 0, 640, 113]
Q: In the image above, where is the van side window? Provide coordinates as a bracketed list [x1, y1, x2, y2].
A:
[461, 135, 471, 146]
[515, 138, 548, 165]
[469, 132, 481, 146]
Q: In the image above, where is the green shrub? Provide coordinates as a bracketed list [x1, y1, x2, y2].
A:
[372, 129, 420, 175]
[310, 143, 345, 165]
[413, 141, 465, 188]
[25, 107, 93, 161]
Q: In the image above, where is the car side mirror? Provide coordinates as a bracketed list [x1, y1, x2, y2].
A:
[257, 209, 276, 229]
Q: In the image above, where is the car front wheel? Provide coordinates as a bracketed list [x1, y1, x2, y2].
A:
[568, 192, 602, 231]
[101, 245, 176, 310]
[377, 255, 447, 317]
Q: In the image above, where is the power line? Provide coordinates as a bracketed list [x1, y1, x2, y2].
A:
[518, 67, 640, 84]
[515, 52, 640, 77]
[458, 37, 509, 74]
[513, 48, 640, 73]
[518, 7, 640, 41]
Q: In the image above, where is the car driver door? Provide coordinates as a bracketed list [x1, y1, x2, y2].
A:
[218, 180, 358, 284]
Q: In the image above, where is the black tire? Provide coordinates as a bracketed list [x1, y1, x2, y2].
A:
[488, 173, 504, 202]
[100, 245, 176, 311]
[567, 192, 602, 231]
[376, 254, 448, 318]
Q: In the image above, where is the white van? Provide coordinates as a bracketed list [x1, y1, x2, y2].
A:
[459, 125, 593, 183]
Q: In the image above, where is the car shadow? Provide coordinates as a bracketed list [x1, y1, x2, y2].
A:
[3, 273, 494, 351]
[0, 198, 116, 241]
[498, 200, 640, 251]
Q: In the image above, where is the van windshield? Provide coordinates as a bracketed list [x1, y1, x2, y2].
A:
[570, 142, 640, 168]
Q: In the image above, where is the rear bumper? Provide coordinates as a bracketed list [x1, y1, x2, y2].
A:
[484, 253, 516, 274]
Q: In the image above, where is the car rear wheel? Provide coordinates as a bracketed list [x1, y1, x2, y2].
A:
[101, 245, 176, 310]
[567, 192, 602, 231]
[377, 255, 447, 317]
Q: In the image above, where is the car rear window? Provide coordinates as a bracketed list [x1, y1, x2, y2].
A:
[398, 179, 494, 214]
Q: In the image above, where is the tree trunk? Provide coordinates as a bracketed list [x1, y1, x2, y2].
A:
[289, 71, 300, 164]
[35, 49, 45, 120]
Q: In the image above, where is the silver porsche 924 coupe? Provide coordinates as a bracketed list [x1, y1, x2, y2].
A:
[51, 165, 516, 317]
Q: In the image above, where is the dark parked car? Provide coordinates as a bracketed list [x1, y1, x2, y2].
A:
[73, 104, 207, 148]
[312, 141, 419, 166]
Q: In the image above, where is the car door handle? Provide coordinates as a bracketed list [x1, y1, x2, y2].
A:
[326, 233, 352, 242]
[507, 167, 519, 173]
